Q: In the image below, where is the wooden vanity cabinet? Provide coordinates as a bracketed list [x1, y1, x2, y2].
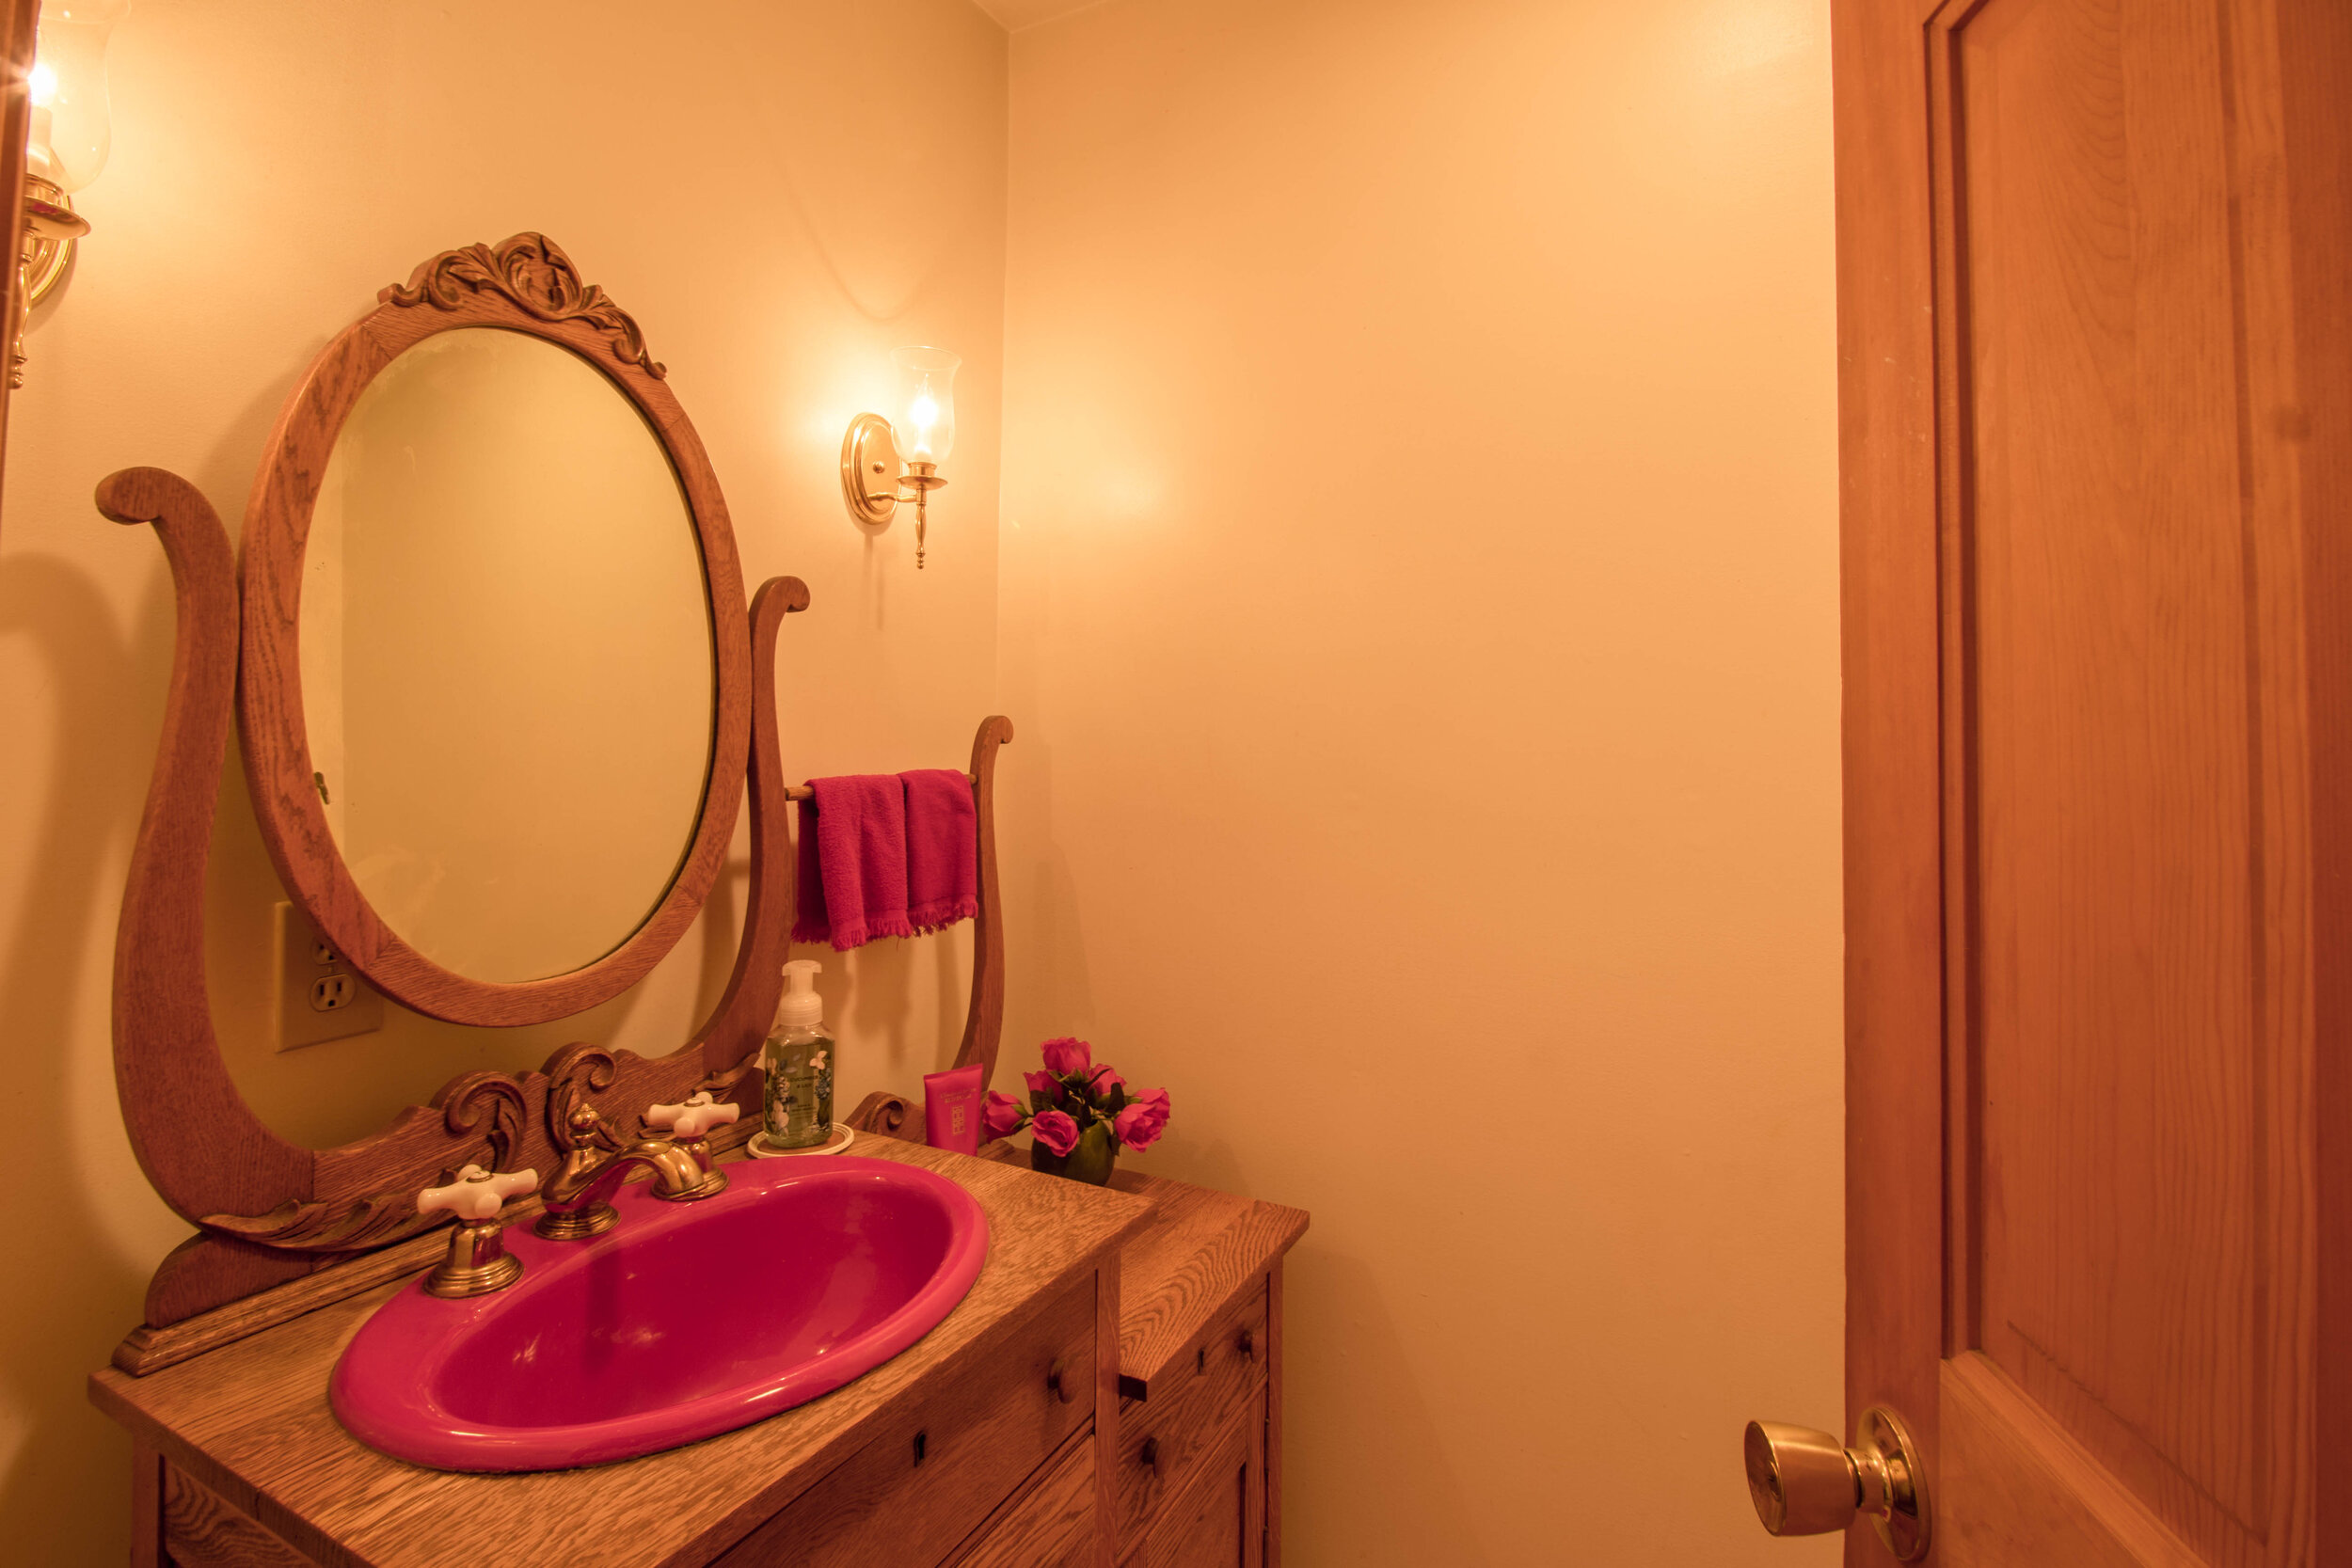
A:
[146, 1275, 1114, 1568]
[1040, 1159, 1306, 1568]
[147, 1290, 1112, 1568]
[93, 1143, 1150, 1568]
[710, 1274, 1103, 1568]
[96, 1141, 1308, 1568]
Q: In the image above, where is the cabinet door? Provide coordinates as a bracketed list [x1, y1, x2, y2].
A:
[1123, 1389, 1265, 1568]
[1116, 1280, 1267, 1551]
[714, 1275, 1097, 1568]
[955, 1436, 1099, 1568]
[160, 1462, 321, 1568]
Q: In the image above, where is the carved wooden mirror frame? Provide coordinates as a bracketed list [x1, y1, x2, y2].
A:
[97, 233, 1013, 1379]
[239, 232, 748, 1025]
[98, 234, 809, 1356]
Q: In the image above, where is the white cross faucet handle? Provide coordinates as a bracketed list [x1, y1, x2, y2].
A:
[646, 1091, 741, 1141]
[418, 1164, 540, 1224]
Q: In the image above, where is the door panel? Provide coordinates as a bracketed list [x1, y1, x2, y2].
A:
[1947, 1, 2298, 1561]
[1940, 1354, 2204, 1567]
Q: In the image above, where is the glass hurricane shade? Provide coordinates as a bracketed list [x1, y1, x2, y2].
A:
[891, 345, 959, 467]
[29, 0, 127, 193]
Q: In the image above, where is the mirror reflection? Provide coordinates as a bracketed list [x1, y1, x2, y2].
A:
[298, 326, 715, 983]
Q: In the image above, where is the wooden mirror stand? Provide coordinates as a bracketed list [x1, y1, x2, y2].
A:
[100, 234, 1011, 1377]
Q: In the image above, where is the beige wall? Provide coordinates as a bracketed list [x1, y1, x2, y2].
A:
[0, 2, 1005, 1559]
[0, 0, 1842, 1561]
[994, 0, 1842, 1561]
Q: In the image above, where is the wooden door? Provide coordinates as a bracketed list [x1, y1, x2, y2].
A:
[1834, 0, 2352, 1564]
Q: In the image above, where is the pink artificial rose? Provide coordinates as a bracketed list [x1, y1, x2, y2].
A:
[1040, 1037, 1092, 1076]
[1031, 1108, 1081, 1157]
[1023, 1069, 1063, 1105]
[1087, 1063, 1125, 1100]
[1113, 1088, 1171, 1152]
[982, 1090, 1026, 1140]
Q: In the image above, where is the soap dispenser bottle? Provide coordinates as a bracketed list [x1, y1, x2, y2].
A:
[762, 960, 835, 1149]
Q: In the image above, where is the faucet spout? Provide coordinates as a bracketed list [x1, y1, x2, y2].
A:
[534, 1106, 728, 1241]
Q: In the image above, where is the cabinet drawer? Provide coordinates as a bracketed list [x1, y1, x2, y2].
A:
[717, 1271, 1099, 1568]
[954, 1433, 1099, 1568]
[162, 1463, 321, 1568]
[1116, 1277, 1267, 1549]
[1121, 1387, 1267, 1568]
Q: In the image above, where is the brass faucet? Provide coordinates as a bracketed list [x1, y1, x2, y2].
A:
[419, 1165, 540, 1298]
[534, 1103, 729, 1241]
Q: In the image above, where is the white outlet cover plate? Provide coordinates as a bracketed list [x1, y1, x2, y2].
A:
[275, 901, 386, 1052]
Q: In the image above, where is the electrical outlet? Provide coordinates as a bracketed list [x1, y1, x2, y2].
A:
[276, 901, 384, 1052]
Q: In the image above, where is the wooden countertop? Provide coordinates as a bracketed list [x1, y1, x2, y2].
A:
[973, 1142, 1311, 1402]
[89, 1140, 1152, 1568]
[1101, 1167, 1308, 1401]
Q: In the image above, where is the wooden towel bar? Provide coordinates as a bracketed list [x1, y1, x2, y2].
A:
[783, 772, 978, 803]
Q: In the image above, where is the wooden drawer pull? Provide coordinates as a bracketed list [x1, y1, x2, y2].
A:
[1139, 1436, 1160, 1471]
[1236, 1327, 1256, 1359]
[1046, 1357, 1075, 1404]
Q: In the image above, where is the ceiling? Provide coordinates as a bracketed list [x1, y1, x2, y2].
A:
[968, 0, 1106, 31]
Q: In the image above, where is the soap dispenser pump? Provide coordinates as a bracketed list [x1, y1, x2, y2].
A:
[763, 960, 835, 1149]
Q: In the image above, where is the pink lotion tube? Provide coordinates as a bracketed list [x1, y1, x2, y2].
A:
[924, 1064, 984, 1154]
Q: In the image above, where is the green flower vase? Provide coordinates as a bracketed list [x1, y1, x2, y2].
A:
[1031, 1120, 1120, 1186]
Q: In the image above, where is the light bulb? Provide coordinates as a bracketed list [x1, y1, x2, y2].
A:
[891, 345, 960, 467]
[30, 0, 129, 194]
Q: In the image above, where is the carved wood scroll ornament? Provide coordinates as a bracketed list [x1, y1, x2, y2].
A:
[383, 231, 666, 380]
[195, 1074, 532, 1253]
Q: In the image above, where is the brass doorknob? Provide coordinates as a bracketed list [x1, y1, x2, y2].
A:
[1743, 1406, 1929, 1561]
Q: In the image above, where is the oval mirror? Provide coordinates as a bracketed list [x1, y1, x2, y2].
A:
[297, 329, 712, 982]
[239, 234, 752, 1027]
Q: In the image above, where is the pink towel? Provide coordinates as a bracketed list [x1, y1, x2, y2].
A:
[901, 768, 978, 933]
[791, 776, 913, 951]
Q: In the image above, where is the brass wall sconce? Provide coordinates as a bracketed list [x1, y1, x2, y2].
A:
[16, 0, 123, 387]
[839, 345, 960, 568]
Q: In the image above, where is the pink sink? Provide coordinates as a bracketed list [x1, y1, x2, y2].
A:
[330, 1156, 989, 1472]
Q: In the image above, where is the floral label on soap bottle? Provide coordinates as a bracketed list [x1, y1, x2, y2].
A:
[764, 1037, 834, 1148]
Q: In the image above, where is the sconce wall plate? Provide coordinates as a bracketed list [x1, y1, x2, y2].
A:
[17, 0, 128, 388]
[22, 176, 81, 305]
[12, 175, 87, 388]
[838, 346, 957, 568]
[839, 411, 900, 528]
